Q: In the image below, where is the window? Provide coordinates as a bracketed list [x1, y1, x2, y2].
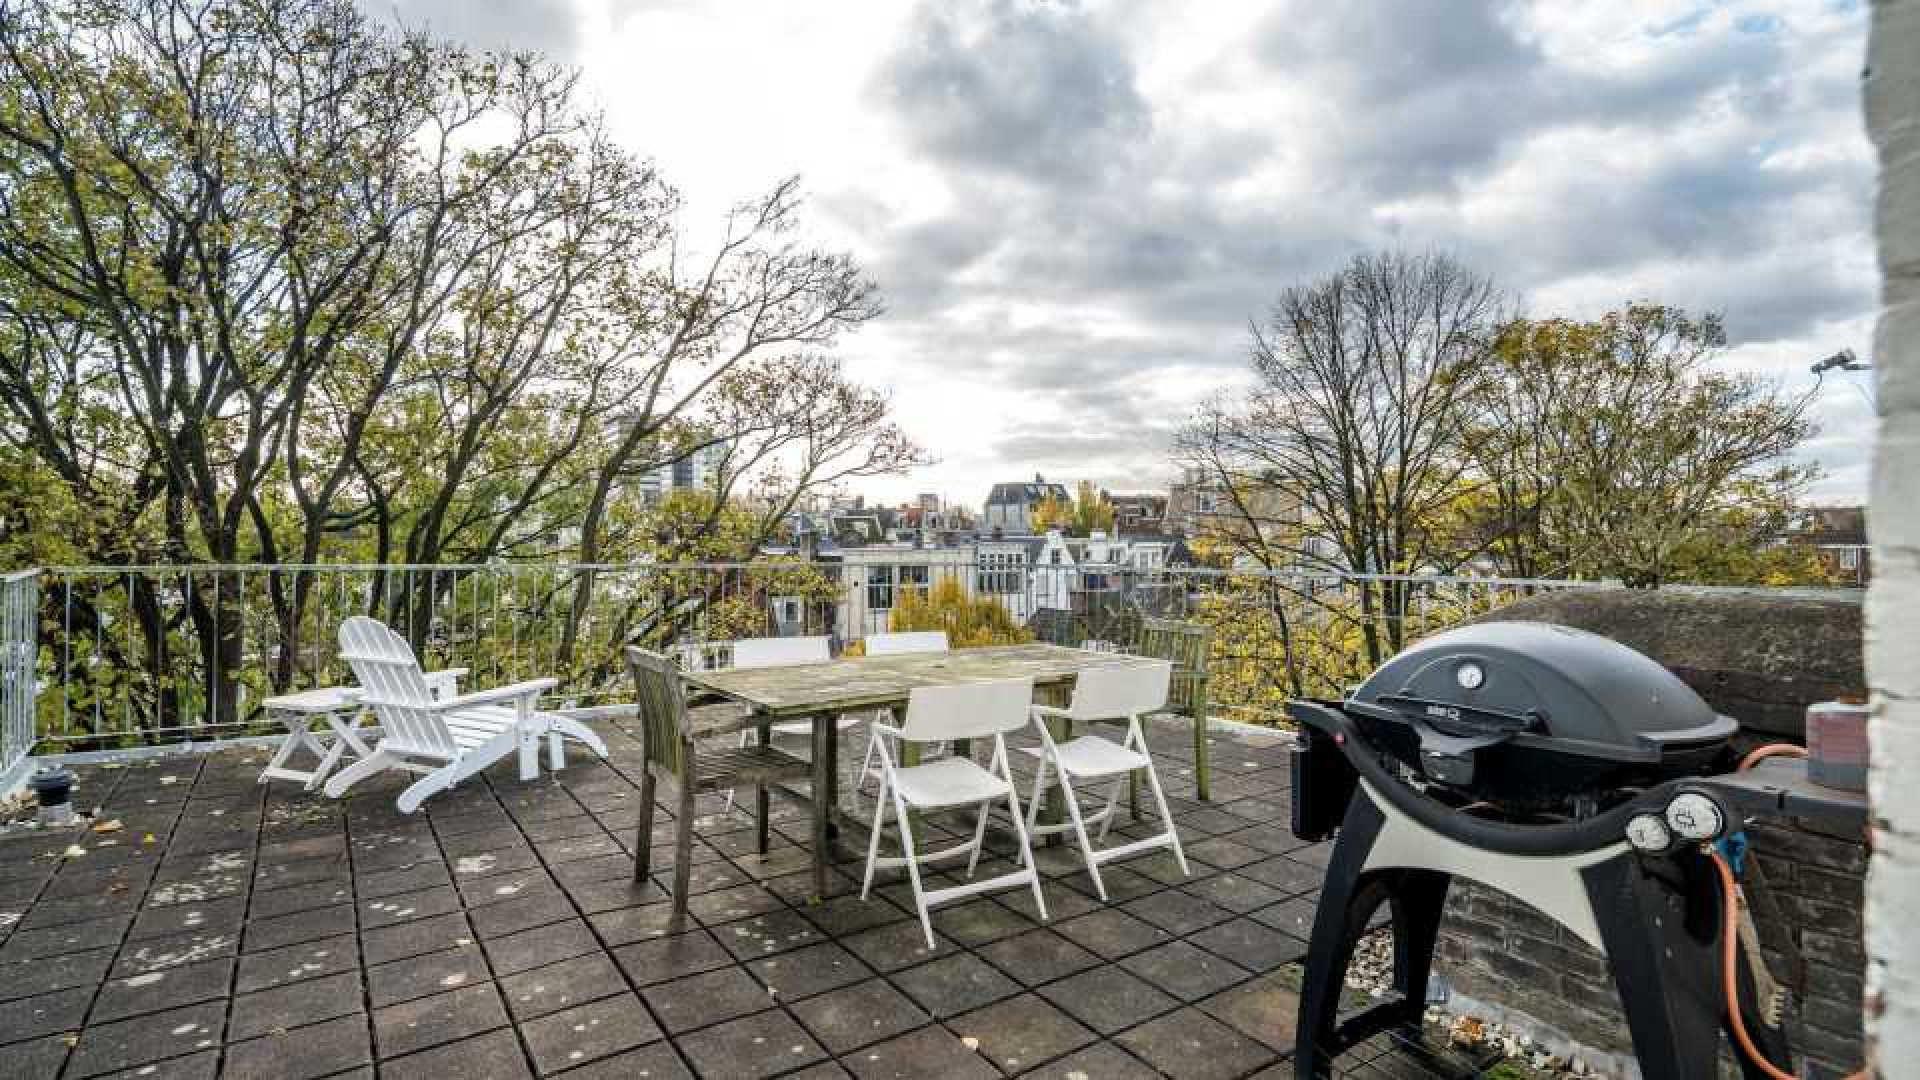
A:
[866, 565, 895, 610]
[1196, 492, 1217, 514]
[1840, 548, 1860, 571]
[977, 552, 1025, 595]
[899, 565, 930, 602]
[867, 565, 929, 610]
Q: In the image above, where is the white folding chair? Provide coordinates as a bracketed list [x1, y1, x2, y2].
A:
[325, 617, 609, 813]
[864, 631, 950, 656]
[1022, 661, 1188, 900]
[861, 678, 1047, 948]
[723, 636, 845, 813]
[856, 631, 950, 787]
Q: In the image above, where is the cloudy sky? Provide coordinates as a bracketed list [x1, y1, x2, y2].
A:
[371, 0, 1878, 510]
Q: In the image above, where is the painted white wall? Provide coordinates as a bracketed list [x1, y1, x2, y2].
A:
[1866, 2, 1918, 1070]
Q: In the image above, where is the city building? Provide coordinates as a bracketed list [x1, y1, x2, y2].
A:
[982, 474, 1070, 535]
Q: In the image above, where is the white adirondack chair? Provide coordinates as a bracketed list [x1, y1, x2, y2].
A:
[324, 616, 609, 813]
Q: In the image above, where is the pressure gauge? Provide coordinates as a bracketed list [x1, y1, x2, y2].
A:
[1664, 792, 1726, 841]
[1455, 662, 1486, 691]
[1624, 813, 1675, 854]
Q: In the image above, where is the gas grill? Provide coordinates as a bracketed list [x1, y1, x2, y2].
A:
[1340, 621, 1737, 807]
[1286, 622, 1797, 1079]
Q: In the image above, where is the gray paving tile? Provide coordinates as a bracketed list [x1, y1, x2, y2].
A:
[367, 944, 491, 1008]
[611, 929, 733, 986]
[674, 1008, 827, 1079]
[1120, 939, 1254, 1002]
[1038, 964, 1182, 1035]
[789, 980, 933, 1055]
[978, 927, 1103, 987]
[1199, 974, 1301, 1052]
[746, 941, 869, 1001]
[1052, 908, 1169, 958]
[90, 956, 233, 1023]
[372, 982, 510, 1059]
[639, 964, 772, 1033]
[841, 1025, 1000, 1080]
[1021, 1041, 1163, 1079]
[483, 918, 601, 977]
[377, 1027, 532, 1080]
[0, 946, 115, 1003]
[543, 1041, 692, 1080]
[360, 911, 472, 966]
[230, 970, 364, 1040]
[65, 1001, 224, 1078]
[518, 992, 660, 1074]
[888, 952, 1021, 1019]
[1114, 1005, 1276, 1080]
[498, 952, 629, 1020]
[234, 932, 360, 994]
[221, 1012, 372, 1080]
[0, 985, 92, 1043]
[951, 992, 1097, 1073]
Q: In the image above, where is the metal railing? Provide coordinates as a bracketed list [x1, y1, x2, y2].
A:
[0, 556, 1608, 756]
[1, 570, 38, 775]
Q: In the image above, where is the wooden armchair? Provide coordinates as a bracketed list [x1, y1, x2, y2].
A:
[1133, 618, 1214, 801]
[626, 647, 814, 918]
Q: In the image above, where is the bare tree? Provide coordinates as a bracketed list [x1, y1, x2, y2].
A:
[1176, 251, 1501, 663]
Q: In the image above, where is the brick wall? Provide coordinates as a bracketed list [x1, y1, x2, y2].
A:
[1866, 0, 1920, 1067]
[1432, 815, 1867, 1079]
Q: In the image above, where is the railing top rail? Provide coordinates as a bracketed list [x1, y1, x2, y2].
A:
[1, 570, 38, 585]
[16, 561, 1613, 592]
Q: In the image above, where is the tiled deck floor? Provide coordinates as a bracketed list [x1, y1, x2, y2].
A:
[0, 717, 1491, 1079]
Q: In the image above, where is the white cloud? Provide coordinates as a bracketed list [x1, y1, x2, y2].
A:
[369, 0, 1877, 511]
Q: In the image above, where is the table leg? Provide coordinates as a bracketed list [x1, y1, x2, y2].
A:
[811, 712, 830, 902]
[260, 712, 301, 783]
[824, 715, 841, 840]
[1035, 685, 1074, 842]
[312, 709, 375, 792]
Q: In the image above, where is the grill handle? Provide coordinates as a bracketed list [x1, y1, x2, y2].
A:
[1372, 693, 1541, 736]
[1289, 699, 1681, 857]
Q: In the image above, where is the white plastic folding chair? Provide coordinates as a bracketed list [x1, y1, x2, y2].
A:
[855, 630, 950, 787]
[325, 617, 609, 813]
[1022, 661, 1188, 900]
[861, 678, 1048, 948]
[864, 631, 950, 657]
[723, 636, 841, 813]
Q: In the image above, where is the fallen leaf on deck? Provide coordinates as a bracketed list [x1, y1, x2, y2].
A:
[91, 819, 123, 833]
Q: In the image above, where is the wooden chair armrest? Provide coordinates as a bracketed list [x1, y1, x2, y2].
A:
[432, 677, 559, 711]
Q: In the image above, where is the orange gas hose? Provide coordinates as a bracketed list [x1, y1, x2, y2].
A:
[1713, 743, 1867, 1079]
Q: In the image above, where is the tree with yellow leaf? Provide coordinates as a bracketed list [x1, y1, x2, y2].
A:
[887, 579, 1033, 647]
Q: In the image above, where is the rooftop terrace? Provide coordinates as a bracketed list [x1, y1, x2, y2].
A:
[0, 716, 1502, 1080]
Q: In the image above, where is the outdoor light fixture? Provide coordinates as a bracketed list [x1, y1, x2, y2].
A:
[27, 766, 76, 827]
[1811, 348, 1869, 374]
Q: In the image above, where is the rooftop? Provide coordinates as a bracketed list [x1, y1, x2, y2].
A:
[0, 716, 1495, 1079]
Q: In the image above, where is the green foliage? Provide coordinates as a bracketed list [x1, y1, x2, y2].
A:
[887, 578, 1033, 648]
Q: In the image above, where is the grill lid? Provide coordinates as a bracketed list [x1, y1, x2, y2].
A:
[1347, 621, 1736, 788]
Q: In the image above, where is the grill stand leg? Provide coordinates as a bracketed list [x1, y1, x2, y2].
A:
[1295, 790, 1787, 1080]
[1295, 794, 1449, 1076]
[1582, 850, 1786, 1080]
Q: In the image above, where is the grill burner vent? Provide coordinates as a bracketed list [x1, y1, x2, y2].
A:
[1344, 621, 1737, 808]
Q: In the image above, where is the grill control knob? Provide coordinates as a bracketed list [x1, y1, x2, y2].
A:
[1625, 813, 1675, 854]
[1664, 792, 1726, 841]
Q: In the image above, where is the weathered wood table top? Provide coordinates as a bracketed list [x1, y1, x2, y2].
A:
[684, 643, 1161, 717]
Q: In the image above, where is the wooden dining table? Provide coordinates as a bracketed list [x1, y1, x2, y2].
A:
[682, 643, 1165, 899]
